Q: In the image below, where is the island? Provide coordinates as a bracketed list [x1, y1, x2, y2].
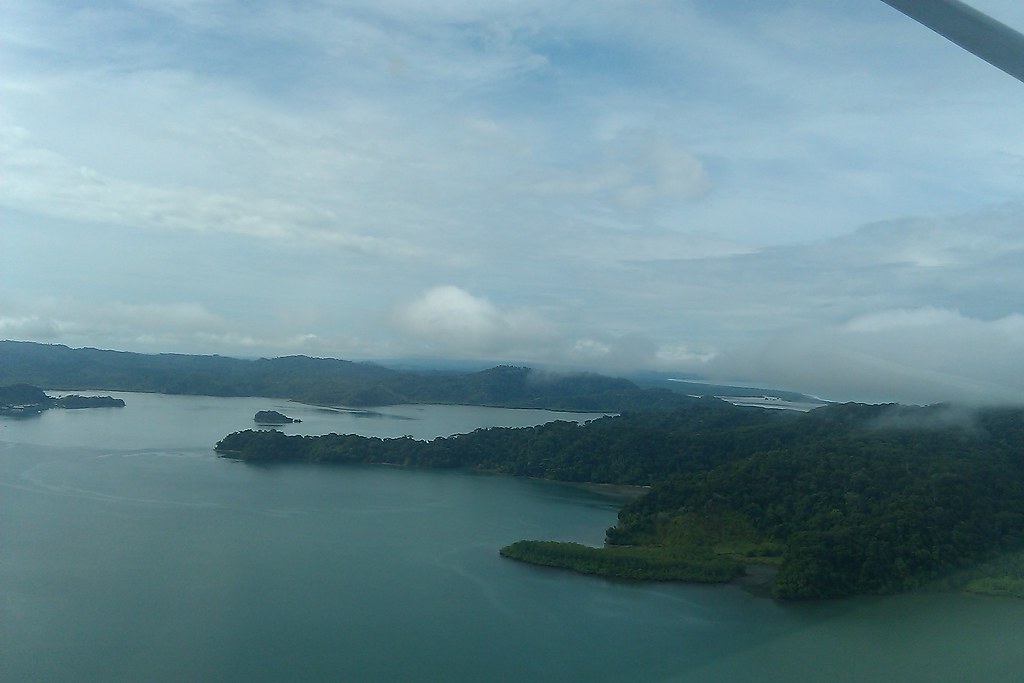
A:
[254, 410, 301, 424]
[215, 400, 1024, 600]
[0, 384, 125, 415]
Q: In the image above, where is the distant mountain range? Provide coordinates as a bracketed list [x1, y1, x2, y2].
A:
[0, 341, 820, 412]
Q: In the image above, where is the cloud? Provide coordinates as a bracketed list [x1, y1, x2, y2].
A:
[712, 309, 1024, 405]
[0, 301, 230, 349]
[867, 403, 984, 433]
[565, 334, 716, 374]
[655, 343, 718, 367]
[0, 297, 366, 358]
[0, 122, 420, 257]
[2, 0, 1023, 406]
[823, 207, 1024, 270]
[567, 334, 657, 368]
[0, 316, 62, 340]
[390, 286, 557, 356]
[535, 129, 710, 209]
[841, 307, 963, 333]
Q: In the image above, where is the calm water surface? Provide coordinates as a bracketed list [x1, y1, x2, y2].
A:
[2, 393, 1023, 682]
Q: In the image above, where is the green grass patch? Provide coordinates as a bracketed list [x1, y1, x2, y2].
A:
[499, 540, 744, 582]
[499, 510, 775, 583]
[923, 549, 1024, 599]
[964, 576, 1024, 598]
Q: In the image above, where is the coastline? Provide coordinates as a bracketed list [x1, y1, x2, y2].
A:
[563, 481, 651, 500]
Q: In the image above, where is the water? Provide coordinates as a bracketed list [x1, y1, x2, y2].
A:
[2, 394, 1024, 682]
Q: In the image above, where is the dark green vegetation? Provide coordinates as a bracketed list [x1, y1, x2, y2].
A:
[254, 410, 301, 424]
[611, 404, 1024, 598]
[0, 384, 125, 415]
[217, 401, 1024, 600]
[0, 341, 812, 412]
[215, 397, 778, 480]
[499, 508, 773, 583]
[926, 548, 1024, 598]
[499, 540, 745, 582]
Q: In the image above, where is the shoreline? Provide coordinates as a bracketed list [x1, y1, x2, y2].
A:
[562, 481, 651, 500]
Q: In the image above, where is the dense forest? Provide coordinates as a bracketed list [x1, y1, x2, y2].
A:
[0, 341, 812, 412]
[0, 383, 125, 413]
[216, 401, 1024, 599]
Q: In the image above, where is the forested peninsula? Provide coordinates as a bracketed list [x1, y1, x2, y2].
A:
[216, 401, 1024, 600]
[0, 384, 125, 415]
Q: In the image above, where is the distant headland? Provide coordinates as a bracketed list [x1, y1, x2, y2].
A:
[254, 410, 301, 424]
[0, 384, 125, 415]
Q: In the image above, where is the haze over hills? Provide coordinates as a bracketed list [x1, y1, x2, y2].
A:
[0, 340, 821, 412]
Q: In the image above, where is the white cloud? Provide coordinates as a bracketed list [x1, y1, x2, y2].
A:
[655, 343, 718, 367]
[713, 309, 1024, 405]
[567, 335, 658, 368]
[100, 302, 224, 332]
[2, 0, 1023, 404]
[3, 302, 230, 348]
[390, 286, 557, 357]
[0, 316, 62, 340]
[0, 297, 366, 358]
[535, 129, 710, 209]
[841, 307, 963, 333]
[565, 334, 708, 374]
[0, 122, 425, 257]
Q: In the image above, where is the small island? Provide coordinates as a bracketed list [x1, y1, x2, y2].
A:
[254, 410, 301, 424]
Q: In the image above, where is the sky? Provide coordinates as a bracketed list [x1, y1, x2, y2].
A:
[2, 0, 1023, 405]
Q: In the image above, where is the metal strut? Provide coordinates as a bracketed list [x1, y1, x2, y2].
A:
[879, 0, 1024, 84]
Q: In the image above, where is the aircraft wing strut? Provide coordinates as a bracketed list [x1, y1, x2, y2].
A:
[880, 0, 1024, 83]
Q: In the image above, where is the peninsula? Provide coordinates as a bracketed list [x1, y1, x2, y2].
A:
[0, 384, 125, 415]
[216, 401, 1024, 600]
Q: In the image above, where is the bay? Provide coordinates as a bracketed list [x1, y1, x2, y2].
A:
[2, 393, 1023, 682]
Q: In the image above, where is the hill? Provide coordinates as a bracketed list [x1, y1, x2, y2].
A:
[0, 341, 714, 412]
